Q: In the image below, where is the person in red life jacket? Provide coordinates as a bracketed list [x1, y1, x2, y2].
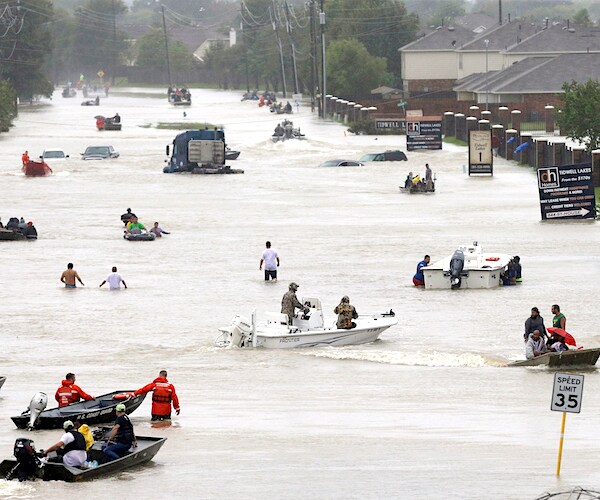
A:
[21, 150, 30, 167]
[134, 370, 180, 421]
[96, 117, 105, 130]
[55, 373, 94, 407]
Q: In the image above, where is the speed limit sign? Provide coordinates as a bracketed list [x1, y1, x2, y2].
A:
[551, 373, 584, 414]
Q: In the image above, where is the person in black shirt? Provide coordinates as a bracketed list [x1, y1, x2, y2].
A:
[103, 404, 137, 461]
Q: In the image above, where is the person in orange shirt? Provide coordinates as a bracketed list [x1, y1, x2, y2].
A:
[55, 373, 94, 407]
[134, 370, 180, 421]
[21, 150, 30, 166]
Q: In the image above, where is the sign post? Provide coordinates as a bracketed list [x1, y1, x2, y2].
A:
[537, 163, 596, 220]
[551, 373, 584, 476]
[468, 130, 493, 175]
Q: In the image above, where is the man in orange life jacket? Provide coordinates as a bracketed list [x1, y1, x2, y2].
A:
[55, 373, 94, 407]
[134, 370, 180, 421]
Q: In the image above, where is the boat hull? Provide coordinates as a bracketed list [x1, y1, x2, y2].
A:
[23, 161, 52, 176]
[424, 267, 504, 289]
[0, 377, 5, 389]
[11, 390, 146, 430]
[0, 436, 166, 482]
[0, 229, 27, 241]
[509, 348, 600, 368]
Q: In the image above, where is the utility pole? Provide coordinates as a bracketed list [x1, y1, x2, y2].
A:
[308, 0, 318, 110]
[111, 0, 117, 85]
[283, 1, 299, 94]
[161, 5, 172, 88]
[271, 2, 287, 98]
[320, 0, 326, 117]
[240, 11, 250, 92]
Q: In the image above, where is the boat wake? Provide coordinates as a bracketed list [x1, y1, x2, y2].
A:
[0, 480, 36, 498]
[300, 349, 507, 367]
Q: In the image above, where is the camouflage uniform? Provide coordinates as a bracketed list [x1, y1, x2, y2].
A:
[281, 290, 303, 323]
[334, 300, 358, 329]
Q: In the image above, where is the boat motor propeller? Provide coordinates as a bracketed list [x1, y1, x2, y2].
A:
[26, 392, 48, 430]
[449, 249, 465, 289]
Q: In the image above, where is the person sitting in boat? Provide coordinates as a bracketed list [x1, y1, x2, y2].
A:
[6, 217, 19, 230]
[22, 221, 37, 239]
[334, 296, 358, 329]
[274, 124, 284, 136]
[150, 222, 170, 238]
[18, 217, 27, 230]
[126, 215, 147, 234]
[404, 172, 413, 189]
[284, 101, 292, 113]
[121, 208, 136, 225]
[412, 255, 430, 286]
[281, 282, 305, 324]
[109, 113, 120, 123]
[524, 307, 546, 342]
[55, 373, 94, 407]
[103, 403, 137, 461]
[549, 336, 569, 353]
[42, 420, 87, 467]
[94, 96, 100, 105]
[525, 330, 547, 359]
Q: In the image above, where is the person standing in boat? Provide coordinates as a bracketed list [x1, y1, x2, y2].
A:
[551, 304, 566, 330]
[42, 420, 87, 467]
[60, 263, 85, 288]
[525, 330, 547, 359]
[425, 164, 433, 190]
[21, 150, 30, 167]
[134, 370, 180, 421]
[259, 241, 279, 281]
[334, 296, 358, 329]
[412, 255, 430, 287]
[281, 282, 304, 324]
[524, 307, 546, 342]
[103, 404, 137, 460]
[55, 373, 94, 407]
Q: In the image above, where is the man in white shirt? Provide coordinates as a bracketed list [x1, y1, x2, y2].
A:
[259, 241, 280, 281]
[99, 266, 127, 290]
[42, 420, 87, 467]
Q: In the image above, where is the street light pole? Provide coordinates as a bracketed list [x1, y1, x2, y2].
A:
[484, 39, 489, 111]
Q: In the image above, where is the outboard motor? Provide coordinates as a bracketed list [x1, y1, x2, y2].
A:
[449, 249, 465, 289]
[10, 438, 43, 481]
[228, 315, 253, 348]
[27, 392, 48, 430]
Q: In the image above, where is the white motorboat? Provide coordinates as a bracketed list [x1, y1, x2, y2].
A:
[423, 242, 512, 290]
[216, 297, 397, 349]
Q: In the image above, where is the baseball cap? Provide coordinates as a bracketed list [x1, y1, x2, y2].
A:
[115, 403, 126, 412]
[63, 420, 74, 430]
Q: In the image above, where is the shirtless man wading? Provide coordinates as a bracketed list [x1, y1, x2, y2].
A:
[60, 263, 84, 288]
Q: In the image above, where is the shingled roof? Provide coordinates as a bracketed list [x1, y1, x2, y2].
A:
[505, 25, 600, 53]
[399, 25, 475, 51]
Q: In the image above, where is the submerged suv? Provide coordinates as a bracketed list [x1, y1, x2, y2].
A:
[360, 150, 408, 162]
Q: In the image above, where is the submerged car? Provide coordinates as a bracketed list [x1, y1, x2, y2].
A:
[360, 150, 408, 162]
[81, 145, 119, 160]
[319, 159, 364, 167]
[41, 149, 69, 161]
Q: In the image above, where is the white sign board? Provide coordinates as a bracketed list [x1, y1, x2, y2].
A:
[551, 373, 584, 414]
[468, 130, 493, 175]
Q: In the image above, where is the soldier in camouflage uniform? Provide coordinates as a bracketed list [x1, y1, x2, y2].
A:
[281, 282, 304, 324]
[334, 296, 358, 329]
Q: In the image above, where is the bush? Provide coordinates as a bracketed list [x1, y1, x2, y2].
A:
[347, 120, 401, 135]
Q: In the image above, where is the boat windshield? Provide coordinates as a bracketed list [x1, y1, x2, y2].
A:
[85, 147, 110, 156]
[43, 150, 65, 159]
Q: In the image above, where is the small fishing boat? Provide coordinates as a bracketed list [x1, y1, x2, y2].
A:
[61, 87, 76, 98]
[271, 120, 305, 143]
[168, 89, 191, 106]
[216, 297, 397, 349]
[0, 377, 5, 390]
[0, 434, 166, 482]
[225, 148, 240, 160]
[423, 242, 512, 289]
[11, 390, 146, 430]
[509, 348, 600, 368]
[23, 160, 52, 177]
[399, 183, 435, 194]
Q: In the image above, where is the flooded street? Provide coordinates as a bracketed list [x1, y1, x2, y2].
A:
[1, 87, 600, 499]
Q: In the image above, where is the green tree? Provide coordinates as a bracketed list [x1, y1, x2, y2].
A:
[0, 0, 54, 101]
[326, 39, 391, 95]
[326, 0, 418, 80]
[558, 80, 600, 152]
[135, 28, 194, 73]
[573, 8, 592, 27]
[0, 80, 17, 132]
[427, 0, 466, 27]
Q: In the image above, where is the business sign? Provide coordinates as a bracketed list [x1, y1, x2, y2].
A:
[468, 130, 493, 175]
[537, 163, 596, 221]
[551, 373, 584, 414]
[406, 109, 423, 117]
[375, 119, 405, 130]
[406, 120, 442, 151]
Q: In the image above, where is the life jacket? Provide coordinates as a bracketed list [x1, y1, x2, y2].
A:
[77, 424, 94, 451]
[115, 415, 134, 445]
[63, 431, 86, 453]
[56, 380, 90, 407]
[152, 381, 173, 404]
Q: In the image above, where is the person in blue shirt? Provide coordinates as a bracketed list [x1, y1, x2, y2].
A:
[413, 255, 430, 287]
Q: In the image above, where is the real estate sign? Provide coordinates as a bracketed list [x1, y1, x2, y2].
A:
[537, 163, 596, 221]
[406, 118, 442, 151]
[468, 130, 493, 175]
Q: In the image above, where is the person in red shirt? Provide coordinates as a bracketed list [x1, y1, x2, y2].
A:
[134, 370, 180, 421]
[55, 373, 94, 407]
[21, 150, 30, 166]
